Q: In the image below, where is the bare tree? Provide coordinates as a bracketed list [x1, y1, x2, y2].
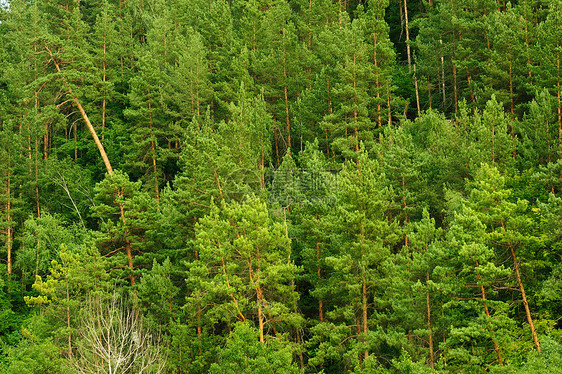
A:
[74, 294, 166, 374]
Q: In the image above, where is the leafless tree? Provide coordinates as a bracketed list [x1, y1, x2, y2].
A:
[74, 294, 166, 374]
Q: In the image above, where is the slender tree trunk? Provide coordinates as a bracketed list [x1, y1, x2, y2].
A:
[426, 272, 434, 369]
[509, 62, 514, 114]
[327, 75, 333, 115]
[292, 280, 304, 368]
[475, 262, 504, 365]
[252, 267, 265, 343]
[440, 40, 446, 109]
[500, 219, 541, 354]
[403, 0, 419, 117]
[34, 137, 40, 217]
[453, 64, 458, 113]
[326, 74, 333, 154]
[492, 116, 496, 163]
[362, 279, 368, 360]
[402, 176, 409, 245]
[404, 0, 412, 72]
[221, 255, 245, 322]
[44, 122, 49, 159]
[117, 189, 135, 285]
[387, 85, 392, 126]
[275, 122, 280, 167]
[282, 28, 291, 150]
[66, 275, 73, 359]
[214, 169, 224, 200]
[428, 77, 432, 108]
[74, 121, 78, 160]
[414, 64, 421, 117]
[556, 50, 562, 146]
[147, 92, 160, 202]
[102, 28, 107, 143]
[353, 51, 359, 152]
[46, 45, 113, 175]
[317, 239, 324, 322]
[197, 302, 202, 354]
[6, 218, 12, 277]
[372, 13, 382, 127]
[524, 17, 532, 84]
[5, 148, 12, 276]
[467, 73, 475, 102]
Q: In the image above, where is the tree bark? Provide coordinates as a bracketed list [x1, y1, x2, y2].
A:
[6, 151, 12, 276]
[46, 44, 114, 175]
[475, 261, 504, 365]
[404, 0, 412, 72]
[500, 219, 541, 354]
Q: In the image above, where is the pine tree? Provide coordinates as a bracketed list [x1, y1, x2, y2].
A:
[184, 197, 301, 370]
[440, 198, 513, 369]
[319, 15, 378, 159]
[393, 210, 446, 369]
[466, 164, 542, 354]
[533, 0, 562, 152]
[92, 171, 157, 285]
[308, 150, 400, 370]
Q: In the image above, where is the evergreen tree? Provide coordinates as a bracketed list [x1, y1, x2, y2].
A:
[92, 171, 157, 285]
[319, 15, 378, 159]
[466, 164, 542, 354]
[184, 197, 301, 370]
[308, 150, 400, 371]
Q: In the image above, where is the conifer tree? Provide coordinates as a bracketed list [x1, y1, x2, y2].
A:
[92, 171, 156, 285]
[185, 197, 301, 370]
[466, 164, 542, 354]
[309, 149, 400, 370]
[441, 199, 513, 369]
[319, 15, 377, 159]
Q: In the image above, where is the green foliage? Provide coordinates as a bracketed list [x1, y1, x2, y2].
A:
[209, 322, 302, 374]
[1, 0, 562, 372]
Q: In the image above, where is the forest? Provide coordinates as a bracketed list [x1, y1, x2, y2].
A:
[0, 0, 561, 372]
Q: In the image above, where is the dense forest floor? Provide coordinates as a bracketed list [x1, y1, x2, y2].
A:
[0, 0, 561, 373]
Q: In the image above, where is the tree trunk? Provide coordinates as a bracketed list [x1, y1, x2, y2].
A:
[147, 92, 160, 203]
[102, 23, 107, 144]
[509, 62, 514, 115]
[453, 64, 458, 113]
[467, 73, 475, 102]
[117, 190, 135, 285]
[317, 240, 324, 322]
[500, 219, 541, 354]
[556, 53, 562, 146]
[362, 280, 369, 360]
[282, 28, 291, 150]
[6, 151, 12, 276]
[44, 122, 49, 160]
[440, 40, 446, 109]
[387, 85, 392, 126]
[46, 44, 113, 175]
[426, 272, 434, 369]
[428, 77, 432, 108]
[35, 137, 41, 217]
[372, 10, 382, 128]
[404, 0, 412, 72]
[66, 275, 73, 359]
[353, 50, 359, 152]
[414, 64, 421, 117]
[475, 262, 504, 365]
